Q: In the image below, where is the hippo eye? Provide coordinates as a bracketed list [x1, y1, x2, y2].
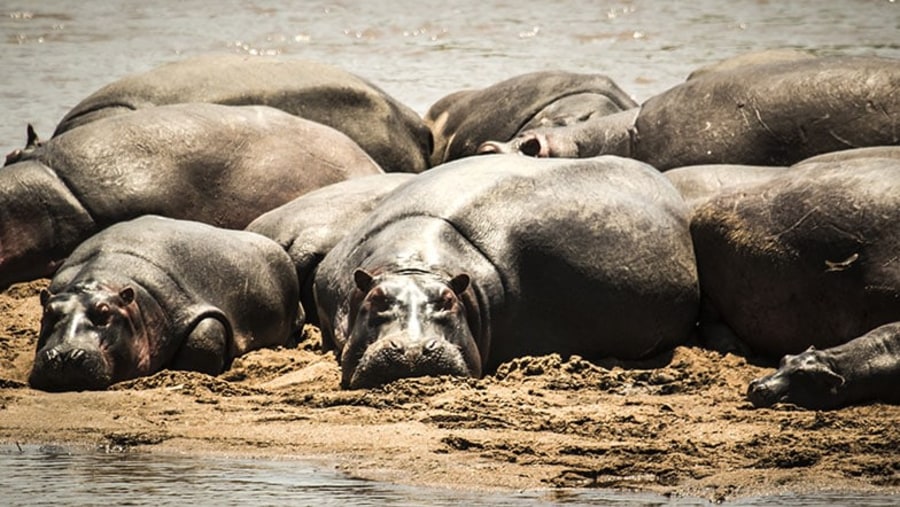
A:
[367, 288, 391, 313]
[434, 289, 456, 312]
[90, 303, 113, 326]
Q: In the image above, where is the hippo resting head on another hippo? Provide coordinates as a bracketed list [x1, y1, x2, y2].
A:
[747, 322, 900, 410]
[424, 70, 637, 166]
[29, 216, 301, 392]
[49, 54, 431, 173]
[0, 102, 381, 292]
[314, 154, 699, 389]
[479, 55, 900, 170]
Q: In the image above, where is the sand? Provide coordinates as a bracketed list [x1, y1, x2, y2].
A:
[1, 280, 898, 502]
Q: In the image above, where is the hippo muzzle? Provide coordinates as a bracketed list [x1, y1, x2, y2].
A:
[29, 342, 113, 392]
[345, 331, 471, 389]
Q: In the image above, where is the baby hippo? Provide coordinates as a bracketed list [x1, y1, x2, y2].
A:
[29, 216, 301, 392]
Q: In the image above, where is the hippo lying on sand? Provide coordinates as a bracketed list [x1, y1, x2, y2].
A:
[49, 54, 431, 173]
[480, 56, 900, 170]
[425, 70, 637, 165]
[747, 322, 900, 410]
[689, 154, 900, 408]
[29, 216, 301, 392]
[0, 102, 381, 292]
[314, 155, 699, 389]
[246, 173, 414, 324]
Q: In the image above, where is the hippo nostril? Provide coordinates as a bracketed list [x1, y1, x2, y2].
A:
[68, 349, 86, 362]
[423, 339, 440, 355]
[387, 339, 403, 350]
[43, 348, 61, 364]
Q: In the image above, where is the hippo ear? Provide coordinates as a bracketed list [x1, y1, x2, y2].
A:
[449, 273, 470, 295]
[26, 124, 40, 149]
[119, 287, 135, 305]
[353, 269, 374, 292]
[39, 288, 53, 307]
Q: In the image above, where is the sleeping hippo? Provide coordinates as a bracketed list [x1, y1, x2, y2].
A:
[314, 155, 699, 389]
[425, 70, 637, 165]
[49, 54, 431, 173]
[29, 216, 301, 392]
[689, 155, 900, 408]
[246, 173, 414, 324]
[0, 102, 382, 292]
[479, 56, 900, 170]
[747, 322, 900, 409]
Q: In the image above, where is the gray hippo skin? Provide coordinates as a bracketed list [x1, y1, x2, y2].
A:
[29, 216, 301, 392]
[663, 164, 786, 213]
[747, 322, 900, 410]
[685, 48, 815, 81]
[51, 54, 431, 173]
[480, 56, 900, 170]
[246, 173, 414, 324]
[0, 103, 381, 292]
[691, 156, 900, 359]
[314, 154, 699, 389]
[425, 71, 637, 165]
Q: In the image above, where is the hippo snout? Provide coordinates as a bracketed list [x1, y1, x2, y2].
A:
[29, 345, 112, 392]
[345, 335, 471, 389]
[746, 375, 785, 408]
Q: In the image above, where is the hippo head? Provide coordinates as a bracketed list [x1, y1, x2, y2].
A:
[29, 284, 149, 392]
[3, 124, 42, 166]
[476, 130, 569, 158]
[746, 347, 846, 410]
[340, 269, 481, 389]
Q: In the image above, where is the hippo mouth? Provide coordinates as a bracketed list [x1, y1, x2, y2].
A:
[29, 346, 114, 392]
[344, 337, 472, 389]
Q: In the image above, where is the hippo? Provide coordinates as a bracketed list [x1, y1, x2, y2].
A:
[692, 155, 900, 356]
[424, 70, 637, 166]
[29, 216, 301, 392]
[50, 54, 431, 173]
[685, 48, 815, 81]
[246, 173, 414, 324]
[479, 56, 900, 170]
[313, 155, 699, 389]
[3, 124, 41, 166]
[689, 155, 900, 409]
[747, 322, 900, 409]
[663, 164, 786, 213]
[0, 102, 382, 292]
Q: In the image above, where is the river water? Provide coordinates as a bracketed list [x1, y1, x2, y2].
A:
[1, 0, 898, 156]
[1, 1, 899, 505]
[3, 444, 898, 506]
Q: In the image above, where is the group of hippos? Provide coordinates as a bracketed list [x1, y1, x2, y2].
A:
[3, 49, 899, 410]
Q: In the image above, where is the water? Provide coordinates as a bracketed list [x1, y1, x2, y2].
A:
[1, 1, 899, 504]
[1, 444, 896, 506]
[1, 0, 898, 156]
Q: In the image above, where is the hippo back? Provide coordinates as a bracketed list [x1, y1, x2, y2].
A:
[52, 54, 431, 173]
[35, 103, 382, 229]
[318, 155, 699, 368]
[691, 156, 900, 356]
[426, 71, 637, 165]
[634, 56, 900, 169]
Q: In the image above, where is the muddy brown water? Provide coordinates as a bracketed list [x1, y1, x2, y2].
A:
[2, 1, 900, 505]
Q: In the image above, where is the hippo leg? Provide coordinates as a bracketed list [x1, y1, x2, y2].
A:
[171, 318, 228, 375]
